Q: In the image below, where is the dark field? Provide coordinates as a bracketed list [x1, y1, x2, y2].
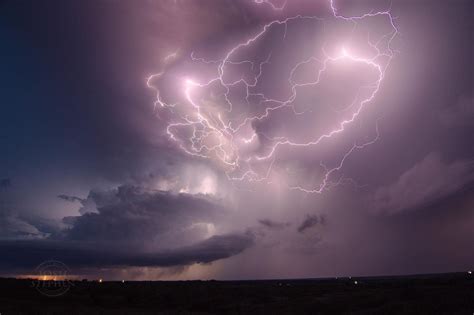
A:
[1, 273, 473, 314]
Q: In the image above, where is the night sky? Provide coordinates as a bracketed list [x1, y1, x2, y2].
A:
[0, 0, 473, 280]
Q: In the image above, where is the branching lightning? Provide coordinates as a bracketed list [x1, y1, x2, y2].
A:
[147, 0, 398, 193]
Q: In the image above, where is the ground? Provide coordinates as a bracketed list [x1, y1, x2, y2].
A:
[1, 273, 473, 314]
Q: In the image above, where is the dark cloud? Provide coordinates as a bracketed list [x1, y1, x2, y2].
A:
[0, 214, 47, 240]
[374, 152, 474, 214]
[57, 194, 83, 203]
[63, 185, 225, 244]
[0, 185, 254, 272]
[258, 219, 290, 230]
[0, 212, 60, 240]
[297, 214, 326, 233]
[0, 233, 255, 270]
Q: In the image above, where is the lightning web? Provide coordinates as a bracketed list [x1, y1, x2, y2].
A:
[147, 0, 399, 193]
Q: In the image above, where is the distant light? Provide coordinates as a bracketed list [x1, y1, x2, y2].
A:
[354, 281, 358, 285]
[99, 279, 103, 283]
[469, 271, 472, 275]
[122, 280, 125, 283]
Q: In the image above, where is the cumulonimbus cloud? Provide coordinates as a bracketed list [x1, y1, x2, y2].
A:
[0, 185, 255, 271]
[0, 233, 255, 270]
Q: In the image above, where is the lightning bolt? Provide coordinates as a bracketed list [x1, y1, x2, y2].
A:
[147, 0, 399, 193]
[254, 0, 287, 11]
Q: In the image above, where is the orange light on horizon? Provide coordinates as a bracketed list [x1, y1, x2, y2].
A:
[15, 274, 80, 281]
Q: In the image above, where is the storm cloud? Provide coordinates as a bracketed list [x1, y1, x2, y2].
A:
[0, 0, 473, 280]
[57, 194, 83, 203]
[297, 214, 326, 233]
[0, 185, 254, 272]
[374, 152, 474, 214]
[258, 219, 290, 230]
[0, 233, 255, 270]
